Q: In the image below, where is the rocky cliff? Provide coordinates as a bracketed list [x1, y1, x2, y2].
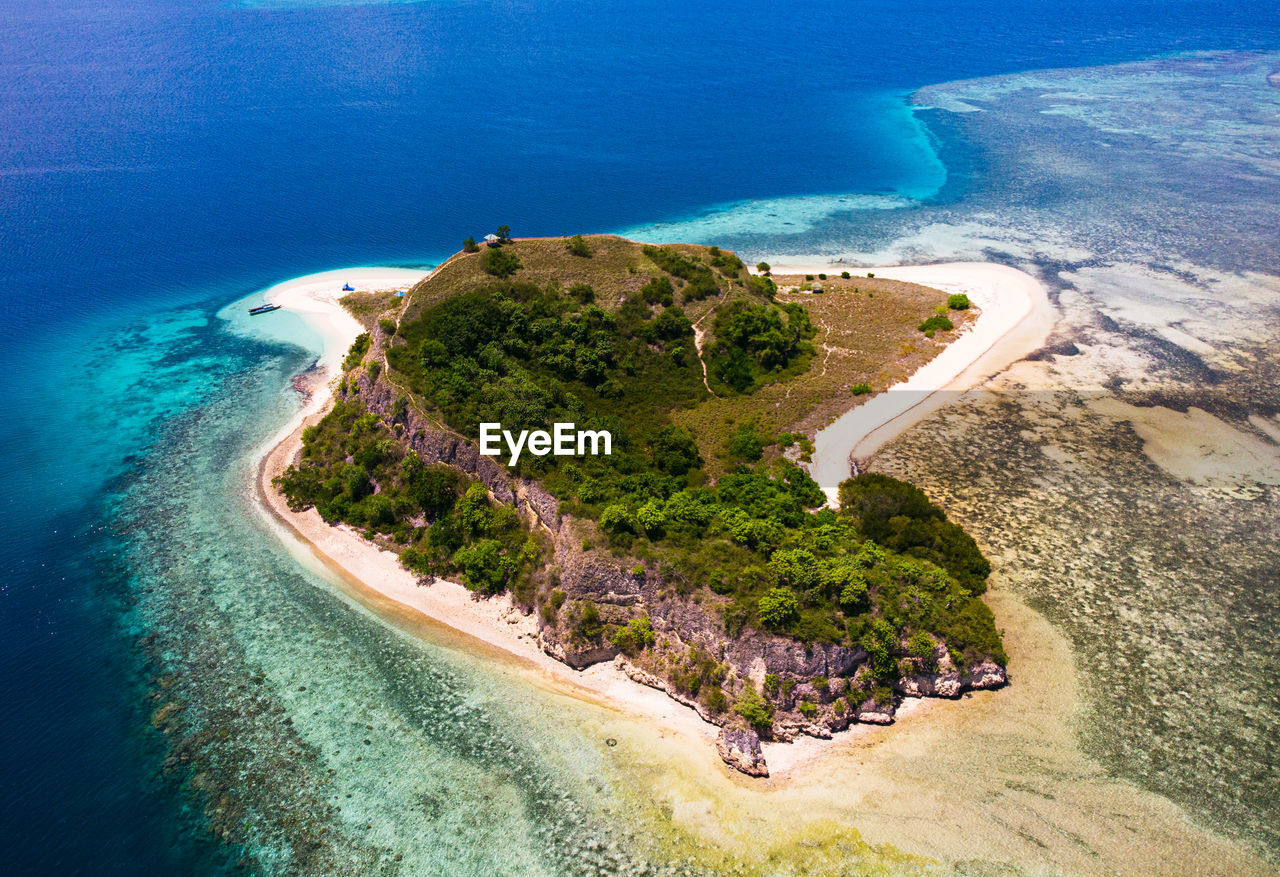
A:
[337, 328, 1007, 777]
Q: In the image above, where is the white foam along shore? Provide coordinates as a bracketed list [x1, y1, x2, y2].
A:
[765, 261, 1054, 505]
[248, 261, 1052, 777]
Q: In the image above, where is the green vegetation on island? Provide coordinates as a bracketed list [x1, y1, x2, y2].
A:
[275, 234, 1003, 764]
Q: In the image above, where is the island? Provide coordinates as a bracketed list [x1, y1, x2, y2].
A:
[267, 234, 1009, 776]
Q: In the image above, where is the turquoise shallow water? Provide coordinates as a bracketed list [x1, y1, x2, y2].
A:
[94, 306, 685, 873]
[4, 0, 1280, 871]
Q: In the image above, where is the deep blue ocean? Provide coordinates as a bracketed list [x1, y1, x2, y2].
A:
[3, 0, 1279, 872]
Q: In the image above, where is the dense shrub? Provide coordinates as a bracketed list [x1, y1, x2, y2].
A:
[918, 314, 954, 333]
[708, 245, 744, 275]
[707, 301, 815, 394]
[343, 333, 371, 371]
[726, 422, 765, 462]
[837, 473, 991, 591]
[482, 247, 522, 278]
[757, 587, 800, 630]
[650, 425, 702, 475]
[572, 601, 604, 642]
[612, 616, 655, 654]
[638, 275, 675, 306]
[599, 503, 637, 536]
[275, 400, 540, 604]
[745, 273, 777, 300]
[733, 685, 774, 731]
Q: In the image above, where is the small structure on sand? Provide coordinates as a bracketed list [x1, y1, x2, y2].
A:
[811, 282, 824, 294]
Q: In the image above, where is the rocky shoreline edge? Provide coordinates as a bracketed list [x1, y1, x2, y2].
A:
[274, 332, 1007, 777]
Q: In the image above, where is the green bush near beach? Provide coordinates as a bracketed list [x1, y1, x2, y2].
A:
[275, 399, 541, 603]
[918, 314, 954, 334]
[342, 333, 371, 371]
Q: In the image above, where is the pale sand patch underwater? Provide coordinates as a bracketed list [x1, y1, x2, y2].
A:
[246, 268, 1270, 874]
[1088, 399, 1280, 492]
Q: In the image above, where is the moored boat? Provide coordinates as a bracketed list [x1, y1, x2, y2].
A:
[248, 303, 280, 315]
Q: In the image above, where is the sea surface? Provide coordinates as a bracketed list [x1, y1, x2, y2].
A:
[2, 1, 1279, 873]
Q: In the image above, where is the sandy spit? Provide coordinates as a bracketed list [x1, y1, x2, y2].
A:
[765, 261, 1055, 504]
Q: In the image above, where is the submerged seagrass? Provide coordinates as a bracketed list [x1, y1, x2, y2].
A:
[276, 235, 1006, 773]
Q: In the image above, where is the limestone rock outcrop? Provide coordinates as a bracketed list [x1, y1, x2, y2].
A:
[716, 727, 768, 777]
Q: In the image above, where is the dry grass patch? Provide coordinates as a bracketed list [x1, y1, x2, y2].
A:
[401, 235, 743, 326]
[383, 241, 974, 476]
[341, 290, 404, 331]
[672, 274, 974, 470]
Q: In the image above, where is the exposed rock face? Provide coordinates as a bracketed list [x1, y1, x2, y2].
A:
[344, 356, 1010, 777]
[535, 616, 622, 669]
[854, 699, 895, 725]
[518, 481, 562, 533]
[896, 673, 963, 698]
[560, 643, 619, 670]
[724, 635, 867, 681]
[350, 367, 559, 532]
[776, 719, 831, 740]
[894, 646, 1006, 698]
[553, 534, 643, 603]
[716, 727, 768, 777]
[963, 660, 1008, 690]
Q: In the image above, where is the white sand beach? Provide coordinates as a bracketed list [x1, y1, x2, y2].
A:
[263, 267, 425, 406]
[259, 416, 730, 745]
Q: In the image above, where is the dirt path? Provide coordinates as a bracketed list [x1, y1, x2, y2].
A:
[690, 324, 717, 397]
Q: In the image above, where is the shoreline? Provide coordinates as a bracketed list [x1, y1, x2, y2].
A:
[256, 415, 741, 760]
[763, 261, 1054, 504]
[248, 261, 1050, 779]
[249, 267, 432, 451]
[239, 265, 1278, 870]
[246, 268, 746, 770]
